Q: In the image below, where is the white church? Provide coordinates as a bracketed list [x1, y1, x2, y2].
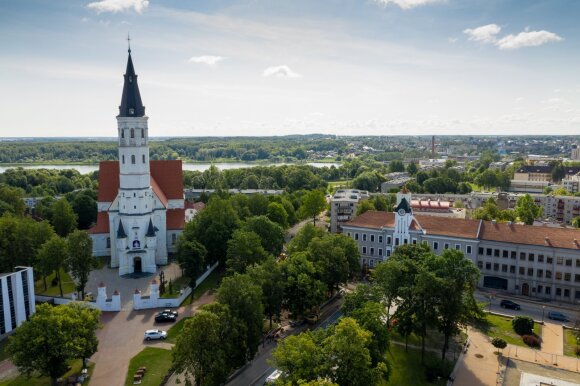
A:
[89, 49, 185, 276]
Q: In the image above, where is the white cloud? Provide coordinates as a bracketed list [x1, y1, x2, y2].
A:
[463, 24, 501, 44]
[447, 37, 458, 44]
[496, 30, 562, 50]
[263, 65, 301, 78]
[374, 0, 444, 10]
[87, 0, 149, 14]
[188, 55, 224, 66]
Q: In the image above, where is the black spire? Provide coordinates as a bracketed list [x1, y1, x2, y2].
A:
[395, 197, 412, 214]
[118, 46, 145, 117]
[146, 219, 156, 237]
[117, 220, 127, 239]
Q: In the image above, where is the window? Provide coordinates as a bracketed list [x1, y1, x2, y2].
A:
[387, 236, 392, 244]
[386, 250, 391, 257]
[556, 272, 562, 280]
[412, 239, 417, 245]
[575, 274, 580, 283]
[538, 285, 543, 293]
[519, 267, 525, 275]
[404, 239, 408, 245]
[502, 250, 508, 258]
[545, 287, 551, 295]
[370, 235, 375, 242]
[485, 262, 491, 270]
[494, 249, 500, 257]
[141, 129, 144, 138]
[362, 247, 367, 254]
[501, 264, 507, 272]
[106, 237, 111, 248]
[556, 288, 562, 296]
[565, 273, 571, 281]
[455, 244, 461, 250]
[370, 260, 375, 268]
[142, 154, 146, 164]
[486, 248, 492, 256]
[546, 270, 552, 279]
[547, 257, 553, 264]
[477, 261, 483, 269]
[370, 248, 374, 255]
[528, 253, 534, 262]
[510, 265, 515, 274]
[355, 233, 359, 240]
[433, 242, 439, 250]
[576, 259, 580, 267]
[511, 251, 516, 259]
[493, 263, 499, 271]
[466, 246, 472, 254]
[564, 289, 570, 297]
[478, 247, 484, 255]
[363, 234, 367, 242]
[347, 232, 351, 237]
[379, 249, 383, 256]
[131, 155, 135, 164]
[444, 243, 450, 250]
[395, 238, 400, 246]
[520, 252, 526, 261]
[121, 129, 125, 138]
[527, 268, 533, 276]
[538, 254, 544, 263]
[122, 155, 125, 164]
[557, 256, 563, 265]
[378, 236, 383, 243]
[537, 269, 543, 278]
[130, 128, 135, 138]
[172, 234, 177, 245]
[566, 259, 572, 266]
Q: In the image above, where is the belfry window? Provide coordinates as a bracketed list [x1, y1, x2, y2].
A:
[131, 155, 135, 164]
[122, 155, 125, 164]
[142, 154, 146, 164]
[141, 129, 144, 138]
[130, 128, 135, 138]
[121, 130, 125, 138]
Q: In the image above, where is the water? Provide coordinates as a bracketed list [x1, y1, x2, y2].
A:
[0, 162, 341, 174]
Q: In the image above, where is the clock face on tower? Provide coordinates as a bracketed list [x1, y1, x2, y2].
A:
[398, 209, 406, 216]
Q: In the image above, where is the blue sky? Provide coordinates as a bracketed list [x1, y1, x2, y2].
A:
[1, 0, 579, 137]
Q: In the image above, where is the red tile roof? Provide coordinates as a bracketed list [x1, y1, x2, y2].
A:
[479, 221, 580, 250]
[167, 209, 185, 230]
[344, 211, 395, 229]
[89, 212, 110, 234]
[97, 161, 120, 202]
[414, 215, 480, 239]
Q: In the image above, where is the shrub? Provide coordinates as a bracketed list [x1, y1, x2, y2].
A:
[491, 337, 507, 351]
[424, 358, 453, 382]
[522, 335, 541, 348]
[512, 316, 534, 335]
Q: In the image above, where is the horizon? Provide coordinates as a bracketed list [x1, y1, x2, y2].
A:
[1, 0, 580, 137]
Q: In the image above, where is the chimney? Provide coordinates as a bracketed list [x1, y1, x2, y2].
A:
[431, 135, 435, 159]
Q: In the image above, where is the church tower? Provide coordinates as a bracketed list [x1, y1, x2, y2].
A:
[393, 186, 413, 246]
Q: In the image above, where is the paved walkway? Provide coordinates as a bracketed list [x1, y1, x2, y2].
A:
[452, 327, 499, 386]
[542, 322, 564, 355]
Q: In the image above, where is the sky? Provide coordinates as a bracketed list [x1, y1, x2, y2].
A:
[1, 0, 580, 137]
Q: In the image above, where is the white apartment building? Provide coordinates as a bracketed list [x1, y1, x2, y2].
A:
[330, 189, 369, 233]
[1, 267, 35, 338]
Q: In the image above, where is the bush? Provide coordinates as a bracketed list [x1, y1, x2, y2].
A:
[424, 358, 453, 383]
[512, 316, 534, 335]
[522, 335, 541, 348]
[491, 337, 507, 350]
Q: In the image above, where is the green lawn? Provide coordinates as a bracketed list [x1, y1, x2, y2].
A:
[166, 317, 190, 344]
[475, 314, 542, 347]
[563, 328, 580, 357]
[179, 268, 224, 306]
[125, 347, 173, 386]
[0, 360, 93, 386]
[34, 268, 76, 297]
[160, 276, 189, 299]
[382, 345, 450, 386]
[390, 328, 466, 353]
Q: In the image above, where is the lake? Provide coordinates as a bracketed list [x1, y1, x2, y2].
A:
[0, 162, 341, 174]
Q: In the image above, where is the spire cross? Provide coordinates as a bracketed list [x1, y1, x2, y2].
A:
[127, 33, 131, 53]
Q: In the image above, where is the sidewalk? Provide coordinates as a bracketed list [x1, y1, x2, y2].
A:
[542, 322, 564, 355]
[451, 327, 499, 386]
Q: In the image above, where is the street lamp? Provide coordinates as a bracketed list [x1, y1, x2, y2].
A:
[542, 306, 545, 325]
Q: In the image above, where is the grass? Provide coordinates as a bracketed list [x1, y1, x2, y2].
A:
[179, 268, 224, 306]
[125, 347, 173, 386]
[475, 314, 542, 347]
[390, 328, 467, 353]
[159, 276, 189, 299]
[563, 328, 580, 357]
[0, 360, 93, 386]
[34, 268, 76, 297]
[382, 345, 449, 386]
[166, 317, 190, 344]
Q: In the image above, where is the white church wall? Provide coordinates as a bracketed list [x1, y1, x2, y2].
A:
[91, 233, 110, 257]
[167, 199, 184, 209]
[98, 202, 111, 211]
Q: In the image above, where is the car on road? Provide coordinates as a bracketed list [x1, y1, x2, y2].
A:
[162, 309, 178, 317]
[547, 311, 569, 322]
[144, 329, 167, 341]
[264, 369, 283, 384]
[155, 312, 177, 323]
[500, 300, 521, 310]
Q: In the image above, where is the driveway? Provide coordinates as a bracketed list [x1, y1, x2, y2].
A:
[90, 291, 214, 386]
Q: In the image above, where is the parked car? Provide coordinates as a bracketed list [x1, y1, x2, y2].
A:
[155, 312, 177, 323]
[547, 311, 569, 322]
[264, 369, 283, 384]
[162, 309, 178, 317]
[144, 329, 167, 341]
[500, 300, 521, 310]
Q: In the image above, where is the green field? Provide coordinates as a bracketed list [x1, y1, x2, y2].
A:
[563, 328, 580, 357]
[0, 360, 93, 386]
[475, 313, 542, 347]
[382, 345, 450, 386]
[166, 317, 190, 344]
[34, 268, 76, 297]
[125, 347, 173, 386]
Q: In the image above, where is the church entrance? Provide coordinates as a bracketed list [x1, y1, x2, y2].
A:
[133, 257, 142, 273]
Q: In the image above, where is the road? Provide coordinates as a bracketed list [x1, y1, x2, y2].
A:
[474, 291, 580, 325]
[227, 298, 343, 386]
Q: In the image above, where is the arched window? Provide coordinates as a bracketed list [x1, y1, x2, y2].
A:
[131, 155, 135, 164]
[142, 154, 146, 164]
[122, 155, 125, 164]
[121, 129, 125, 138]
[130, 128, 134, 138]
[141, 129, 144, 138]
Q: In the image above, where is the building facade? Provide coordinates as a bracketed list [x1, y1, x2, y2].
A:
[89, 50, 185, 276]
[0, 267, 35, 338]
[330, 189, 369, 233]
[342, 191, 580, 304]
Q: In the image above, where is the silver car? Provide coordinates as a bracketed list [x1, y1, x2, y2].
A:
[144, 329, 167, 341]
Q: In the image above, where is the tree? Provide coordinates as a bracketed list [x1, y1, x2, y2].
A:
[267, 202, 289, 228]
[372, 260, 403, 325]
[512, 316, 534, 335]
[281, 253, 326, 317]
[51, 198, 77, 237]
[352, 171, 383, 192]
[37, 236, 68, 297]
[272, 330, 327, 384]
[388, 160, 405, 173]
[307, 237, 350, 293]
[287, 223, 325, 254]
[66, 230, 96, 300]
[0, 184, 25, 216]
[216, 274, 264, 362]
[172, 310, 229, 386]
[71, 192, 97, 230]
[492, 337, 507, 354]
[7, 303, 101, 386]
[406, 162, 418, 175]
[242, 216, 285, 256]
[247, 194, 270, 216]
[176, 238, 207, 302]
[572, 217, 580, 229]
[349, 302, 390, 366]
[356, 200, 375, 216]
[0, 216, 55, 272]
[300, 190, 326, 226]
[226, 230, 269, 273]
[247, 257, 285, 329]
[342, 284, 381, 315]
[514, 194, 542, 225]
[551, 162, 566, 182]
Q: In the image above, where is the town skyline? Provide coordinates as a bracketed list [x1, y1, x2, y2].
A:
[1, 0, 580, 137]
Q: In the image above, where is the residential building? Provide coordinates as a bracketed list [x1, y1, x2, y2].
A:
[330, 189, 369, 233]
[89, 49, 185, 276]
[563, 173, 580, 194]
[343, 192, 580, 303]
[572, 145, 580, 161]
[1, 267, 35, 339]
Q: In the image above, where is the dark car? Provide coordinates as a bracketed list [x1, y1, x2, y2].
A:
[155, 312, 177, 323]
[547, 311, 569, 322]
[162, 309, 178, 317]
[500, 300, 521, 310]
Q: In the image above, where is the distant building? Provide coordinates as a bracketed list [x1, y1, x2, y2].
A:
[1, 267, 35, 339]
[330, 189, 369, 233]
[381, 173, 414, 193]
[514, 165, 553, 182]
[563, 173, 580, 194]
[571, 145, 580, 161]
[343, 191, 580, 303]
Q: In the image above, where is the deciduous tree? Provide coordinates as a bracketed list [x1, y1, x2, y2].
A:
[300, 190, 326, 226]
[226, 230, 269, 274]
[66, 230, 96, 300]
[176, 238, 207, 302]
[38, 235, 68, 297]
